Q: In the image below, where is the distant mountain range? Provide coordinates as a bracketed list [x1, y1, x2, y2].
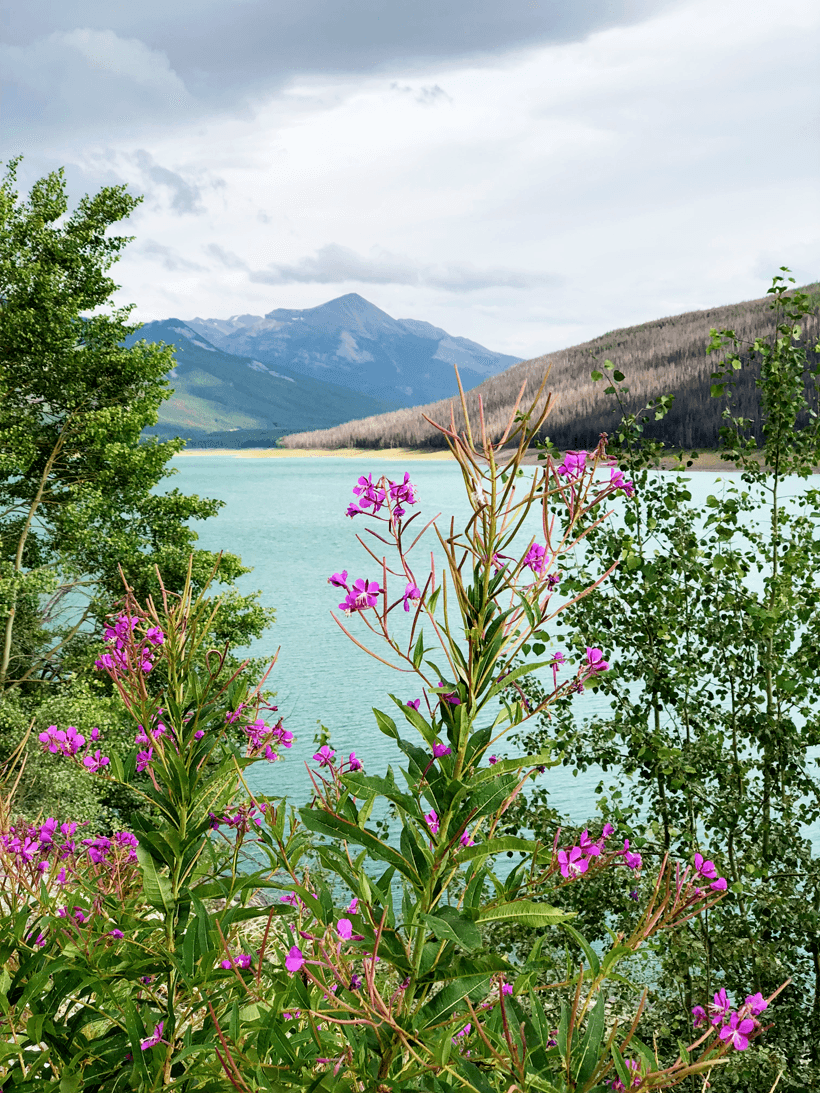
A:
[280, 287, 820, 452]
[138, 294, 520, 446]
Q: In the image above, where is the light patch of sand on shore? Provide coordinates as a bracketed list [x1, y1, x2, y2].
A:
[177, 447, 455, 461]
[175, 447, 820, 472]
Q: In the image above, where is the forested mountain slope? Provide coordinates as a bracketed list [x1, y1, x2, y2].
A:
[280, 288, 820, 451]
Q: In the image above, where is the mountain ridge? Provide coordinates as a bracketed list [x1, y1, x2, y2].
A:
[185, 292, 520, 407]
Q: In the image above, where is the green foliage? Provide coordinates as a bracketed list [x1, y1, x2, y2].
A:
[0, 158, 273, 697]
[512, 271, 820, 1091]
[0, 385, 748, 1091]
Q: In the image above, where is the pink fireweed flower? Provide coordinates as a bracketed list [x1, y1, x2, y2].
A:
[221, 953, 252, 970]
[709, 988, 732, 1026]
[558, 846, 589, 878]
[348, 752, 362, 771]
[488, 755, 498, 765]
[336, 918, 353, 940]
[622, 840, 642, 871]
[136, 747, 154, 773]
[460, 829, 474, 847]
[140, 1021, 166, 1051]
[578, 829, 602, 857]
[432, 742, 451, 758]
[82, 749, 110, 773]
[389, 472, 418, 508]
[710, 876, 728, 891]
[609, 465, 635, 497]
[108, 929, 125, 939]
[402, 583, 421, 611]
[522, 542, 548, 576]
[425, 810, 440, 836]
[407, 699, 421, 711]
[585, 647, 610, 674]
[347, 897, 359, 913]
[285, 946, 305, 974]
[744, 992, 768, 1016]
[339, 578, 382, 614]
[719, 1012, 756, 1051]
[557, 450, 587, 477]
[602, 822, 615, 838]
[502, 982, 513, 995]
[328, 571, 348, 589]
[692, 1005, 707, 1028]
[694, 852, 718, 879]
[352, 474, 386, 512]
[313, 745, 336, 767]
[145, 626, 165, 646]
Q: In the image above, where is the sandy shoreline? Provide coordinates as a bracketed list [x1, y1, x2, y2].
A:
[175, 446, 808, 472]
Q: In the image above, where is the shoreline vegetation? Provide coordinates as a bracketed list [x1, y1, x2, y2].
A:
[176, 445, 820, 472]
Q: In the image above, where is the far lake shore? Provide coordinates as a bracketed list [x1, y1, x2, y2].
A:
[176, 446, 819, 472]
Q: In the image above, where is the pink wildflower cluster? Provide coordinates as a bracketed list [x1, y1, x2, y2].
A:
[555, 449, 635, 498]
[242, 712, 294, 762]
[93, 614, 165, 677]
[557, 823, 619, 878]
[692, 989, 770, 1051]
[346, 472, 419, 520]
[1, 815, 141, 925]
[38, 724, 110, 773]
[328, 571, 383, 615]
[209, 802, 266, 834]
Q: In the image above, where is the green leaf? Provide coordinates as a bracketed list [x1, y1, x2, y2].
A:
[136, 845, 174, 912]
[418, 974, 493, 1028]
[573, 993, 605, 1085]
[456, 835, 537, 863]
[422, 906, 482, 951]
[591, 370, 603, 381]
[477, 900, 573, 928]
[563, 922, 600, 977]
[299, 806, 420, 885]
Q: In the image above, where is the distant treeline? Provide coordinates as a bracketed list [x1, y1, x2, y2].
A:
[281, 288, 820, 451]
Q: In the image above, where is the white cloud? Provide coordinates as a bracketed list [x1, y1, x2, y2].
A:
[38, 0, 819, 356]
[0, 29, 193, 147]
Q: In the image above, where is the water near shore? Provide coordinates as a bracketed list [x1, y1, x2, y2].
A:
[170, 454, 820, 840]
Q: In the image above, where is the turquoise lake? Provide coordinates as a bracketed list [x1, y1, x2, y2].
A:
[169, 454, 820, 839]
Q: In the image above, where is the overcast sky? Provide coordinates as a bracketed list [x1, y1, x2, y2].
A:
[3, 0, 818, 357]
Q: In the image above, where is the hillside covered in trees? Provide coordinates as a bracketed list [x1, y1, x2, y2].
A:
[280, 287, 820, 450]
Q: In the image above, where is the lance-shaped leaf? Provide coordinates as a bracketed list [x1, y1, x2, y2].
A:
[136, 845, 174, 912]
[421, 906, 482, 952]
[477, 900, 574, 928]
[299, 806, 420, 886]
